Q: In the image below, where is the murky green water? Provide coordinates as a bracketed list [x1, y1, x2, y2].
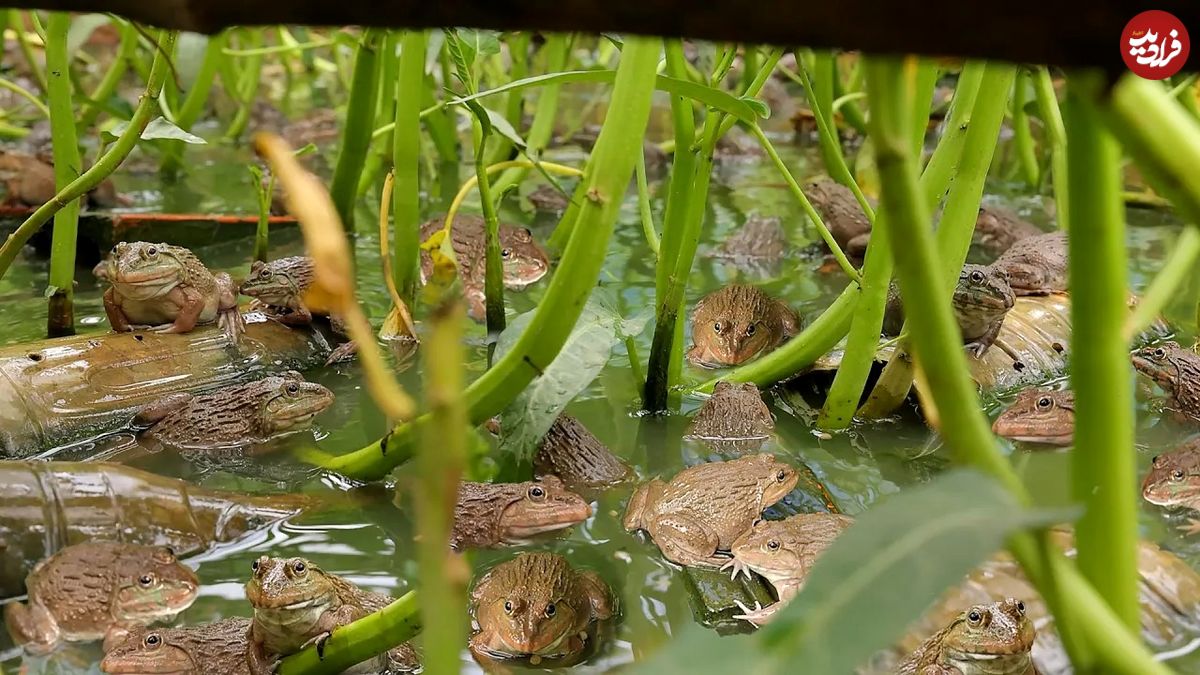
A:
[2, 107, 1200, 674]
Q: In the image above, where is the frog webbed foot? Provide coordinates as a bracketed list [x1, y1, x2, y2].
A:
[649, 515, 724, 568]
[1180, 518, 1200, 536]
[325, 341, 358, 366]
[732, 599, 779, 626]
[219, 307, 246, 345]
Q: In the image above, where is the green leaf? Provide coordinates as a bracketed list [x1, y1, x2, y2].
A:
[741, 96, 771, 120]
[106, 116, 207, 144]
[65, 14, 111, 58]
[485, 108, 526, 149]
[495, 291, 645, 461]
[758, 469, 1072, 673]
[449, 71, 760, 123]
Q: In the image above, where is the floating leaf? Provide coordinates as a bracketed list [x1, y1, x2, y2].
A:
[106, 116, 207, 144]
[759, 469, 1072, 674]
[495, 290, 646, 461]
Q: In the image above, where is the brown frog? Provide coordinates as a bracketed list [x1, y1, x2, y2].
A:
[238, 256, 358, 364]
[991, 389, 1075, 446]
[101, 617, 252, 675]
[897, 599, 1036, 675]
[884, 264, 1015, 358]
[419, 215, 550, 321]
[245, 556, 421, 675]
[803, 178, 872, 266]
[623, 453, 798, 568]
[723, 513, 853, 625]
[991, 231, 1068, 296]
[469, 551, 613, 664]
[974, 205, 1044, 258]
[451, 476, 591, 550]
[711, 215, 787, 273]
[686, 381, 775, 454]
[534, 414, 633, 490]
[526, 184, 571, 213]
[1142, 437, 1200, 534]
[686, 285, 801, 367]
[102, 241, 244, 342]
[1132, 342, 1200, 423]
[4, 542, 199, 654]
[133, 371, 335, 451]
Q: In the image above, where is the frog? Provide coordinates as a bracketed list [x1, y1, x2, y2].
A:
[622, 453, 799, 568]
[722, 513, 853, 625]
[100, 618, 252, 675]
[133, 371, 335, 451]
[974, 205, 1045, 258]
[102, 241, 244, 343]
[245, 556, 421, 675]
[990, 231, 1069, 296]
[884, 264, 1015, 358]
[1142, 437, 1200, 534]
[526, 184, 571, 214]
[451, 475, 591, 550]
[534, 414, 633, 490]
[896, 599, 1036, 675]
[419, 215, 550, 321]
[469, 551, 613, 664]
[238, 256, 357, 365]
[991, 388, 1075, 446]
[710, 214, 787, 275]
[686, 381, 775, 441]
[0, 151, 124, 209]
[4, 542, 199, 654]
[803, 177, 873, 266]
[1132, 342, 1200, 424]
[686, 285, 801, 368]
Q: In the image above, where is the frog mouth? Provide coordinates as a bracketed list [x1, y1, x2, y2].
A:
[944, 649, 1031, 673]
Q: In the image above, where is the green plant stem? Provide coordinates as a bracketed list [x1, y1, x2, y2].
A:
[1064, 72, 1139, 631]
[1012, 68, 1040, 188]
[13, 12, 47, 94]
[330, 28, 385, 230]
[44, 12, 81, 339]
[473, 119, 507, 337]
[910, 60, 939, 157]
[1125, 227, 1200, 340]
[253, 171, 272, 262]
[804, 50, 841, 173]
[77, 19, 137, 131]
[0, 30, 178, 283]
[492, 33, 570, 194]
[0, 74, 49, 117]
[1033, 68, 1069, 230]
[635, 145, 660, 257]
[276, 592, 422, 675]
[318, 37, 660, 480]
[392, 30, 426, 305]
[160, 31, 226, 173]
[484, 32, 529, 167]
[222, 29, 263, 140]
[415, 298, 468, 675]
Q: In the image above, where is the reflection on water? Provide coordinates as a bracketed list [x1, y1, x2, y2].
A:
[2, 124, 1199, 673]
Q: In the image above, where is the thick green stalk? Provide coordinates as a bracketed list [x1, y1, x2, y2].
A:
[77, 19, 138, 131]
[910, 60, 939, 157]
[320, 37, 661, 480]
[635, 145, 660, 257]
[474, 120, 507, 337]
[0, 30, 178, 283]
[415, 299, 468, 675]
[160, 31, 227, 174]
[1064, 72, 1138, 631]
[392, 30, 426, 304]
[222, 29, 263, 140]
[1125, 227, 1200, 340]
[492, 33, 569, 194]
[806, 50, 841, 174]
[1012, 68, 1040, 188]
[1033, 68, 1069, 230]
[44, 13, 81, 339]
[276, 592, 421, 675]
[484, 32, 529, 166]
[422, 80, 460, 162]
[330, 28, 385, 230]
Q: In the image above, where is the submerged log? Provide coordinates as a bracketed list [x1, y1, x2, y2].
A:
[0, 461, 314, 598]
[0, 313, 336, 456]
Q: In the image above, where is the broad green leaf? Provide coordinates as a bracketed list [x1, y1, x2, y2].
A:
[495, 291, 647, 461]
[450, 71, 760, 123]
[485, 108, 527, 149]
[106, 116, 207, 144]
[758, 469, 1072, 674]
[65, 14, 111, 58]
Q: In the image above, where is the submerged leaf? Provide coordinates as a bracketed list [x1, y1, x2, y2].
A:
[758, 469, 1070, 673]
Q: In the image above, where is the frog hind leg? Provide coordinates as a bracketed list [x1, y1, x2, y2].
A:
[323, 314, 357, 365]
[155, 286, 205, 334]
[244, 638, 280, 675]
[621, 479, 665, 532]
[3, 601, 60, 654]
[132, 392, 194, 427]
[965, 318, 1004, 359]
[215, 273, 245, 344]
[647, 514, 723, 568]
[576, 570, 614, 620]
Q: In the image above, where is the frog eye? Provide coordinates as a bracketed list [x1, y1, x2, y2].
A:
[1154, 347, 1167, 359]
[501, 248, 512, 259]
[285, 382, 301, 396]
[1015, 600, 1026, 615]
[544, 602, 556, 618]
[967, 608, 987, 627]
[138, 573, 156, 588]
[143, 632, 162, 649]
[776, 469, 788, 482]
[153, 547, 176, 564]
[766, 540, 781, 551]
[528, 485, 546, 501]
[1173, 469, 1185, 481]
[745, 323, 757, 337]
[503, 600, 513, 615]
[713, 321, 723, 334]
[1152, 455, 1163, 468]
[259, 268, 273, 280]
[291, 560, 307, 576]
[969, 270, 985, 283]
[1036, 396, 1053, 410]
[146, 245, 159, 257]
[252, 559, 260, 573]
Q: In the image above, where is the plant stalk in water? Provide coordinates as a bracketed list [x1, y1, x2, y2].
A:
[392, 30, 427, 304]
[330, 28, 385, 230]
[44, 12, 82, 338]
[276, 591, 422, 675]
[0, 29, 178, 284]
